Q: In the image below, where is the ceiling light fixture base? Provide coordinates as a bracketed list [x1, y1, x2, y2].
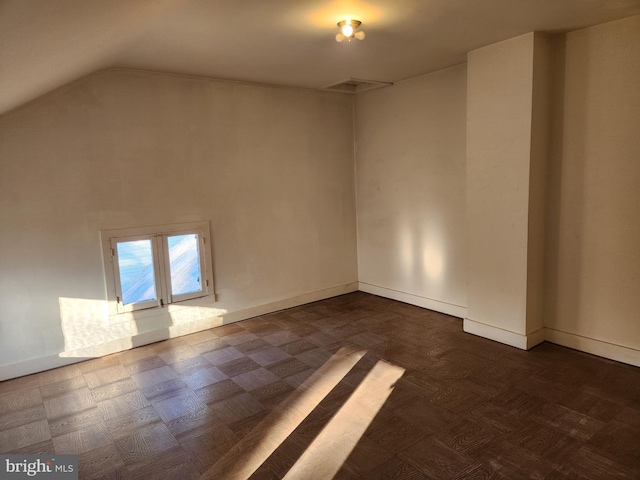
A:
[336, 19, 365, 42]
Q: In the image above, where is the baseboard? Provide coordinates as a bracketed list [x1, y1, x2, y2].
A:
[545, 328, 640, 367]
[463, 318, 545, 350]
[0, 282, 359, 381]
[358, 282, 467, 319]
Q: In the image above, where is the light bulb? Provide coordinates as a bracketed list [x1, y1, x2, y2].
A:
[335, 33, 345, 42]
[341, 24, 354, 37]
[354, 31, 365, 40]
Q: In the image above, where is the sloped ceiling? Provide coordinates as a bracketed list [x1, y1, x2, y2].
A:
[2, 0, 640, 115]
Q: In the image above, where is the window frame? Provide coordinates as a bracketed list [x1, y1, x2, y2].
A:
[100, 221, 215, 315]
[162, 230, 208, 304]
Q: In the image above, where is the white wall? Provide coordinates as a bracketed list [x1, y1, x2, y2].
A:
[545, 15, 640, 360]
[2, 15, 639, 378]
[0, 69, 358, 379]
[466, 34, 537, 344]
[355, 65, 468, 317]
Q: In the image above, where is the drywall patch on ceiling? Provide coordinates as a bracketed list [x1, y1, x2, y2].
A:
[320, 78, 393, 94]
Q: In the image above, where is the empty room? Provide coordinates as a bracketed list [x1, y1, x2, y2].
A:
[1, 1, 639, 478]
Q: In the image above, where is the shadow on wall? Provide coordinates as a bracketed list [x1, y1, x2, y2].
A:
[58, 296, 227, 359]
[544, 34, 587, 331]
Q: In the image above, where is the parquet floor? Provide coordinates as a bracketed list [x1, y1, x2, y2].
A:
[1, 292, 639, 479]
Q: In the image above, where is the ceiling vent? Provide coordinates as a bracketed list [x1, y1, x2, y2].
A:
[320, 78, 393, 94]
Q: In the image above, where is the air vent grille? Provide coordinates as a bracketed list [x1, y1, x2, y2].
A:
[320, 78, 393, 94]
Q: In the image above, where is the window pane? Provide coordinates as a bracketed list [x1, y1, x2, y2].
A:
[116, 240, 157, 305]
[167, 234, 202, 296]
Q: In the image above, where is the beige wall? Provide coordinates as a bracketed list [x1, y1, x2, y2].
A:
[466, 34, 536, 338]
[1, 14, 639, 378]
[354, 65, 468, 317]
[545, 15, 640, 353]
[0, 69, 358, 377]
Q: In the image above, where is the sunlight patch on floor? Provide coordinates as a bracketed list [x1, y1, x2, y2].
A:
[201, 347, 367, 480]
[283, 359, 405, 479]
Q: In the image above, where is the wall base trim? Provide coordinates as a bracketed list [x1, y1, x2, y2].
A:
[358, 282, 467, 318]
[463, 318, 545, 350]
[0, 282, 358, 381]
[545, 328, 640, 367]
[4, 284, 638, 380]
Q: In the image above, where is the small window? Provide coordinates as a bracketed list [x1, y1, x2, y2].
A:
[101, 222, 214, 314]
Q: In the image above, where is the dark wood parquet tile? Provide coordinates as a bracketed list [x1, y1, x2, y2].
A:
[509, 421, 583, 464]
[366, 414, 429, 453]
[0, 404, 46, 431]
[194, 378, 244, 405]
[234, 338, 272, 355]
[366, 455, 430, 480]
[0, 387, 42, 411]
[168, 355, 214, 377]
[267, 357, 315, 380]
[558, 388, 622, 422]
[7, 438, 55, 455]
[249, 380, 295, 409]
[77, 355, 122, 375]
[0, 419, 51, 451]
[52, 422, 112, 454]
[77, 443, 126, 480]
[208, 392, 265, 425]
[140, 378, 188, 403]
[167, 407, 223, 442]
[341, 434, 395, 477]
[83, 365, 129, 389]
[226, 410, 270, 440]
[615, 405, 640, 428]
[277, 338, 317, 355]
[249, 347, 291, 367]
[586, 419, 640, 468]
[132, 366, 178, 389]
[121, 355, 166, 376]
[114, 422, 178, 465]
[450, 462, 505, 480]
[151, 390, 207, 423]
[97, 390, 150, 421]
[1, 292, 639, 479]
[124, 446, 199, 480]
[564, 445, 636, 480]
[43, 387, 96, 419]
[0, 374, 40, 395]
[479, 439, 558, 480]
[40, 375, 87, 399]
[399, 435, 473, 479]
[90, 377, 138, 402]
[180, 427, 239, 474]
[182, 366, 228, 389]
[104, 405, 161, 441]
[437, 417, 497, 458]
[48, 406, 105, 437]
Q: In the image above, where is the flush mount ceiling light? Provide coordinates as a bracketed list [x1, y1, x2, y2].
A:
[335, 19, 365, 42]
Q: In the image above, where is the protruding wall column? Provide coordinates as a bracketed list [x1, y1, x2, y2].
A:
[465, 32, 551, 349]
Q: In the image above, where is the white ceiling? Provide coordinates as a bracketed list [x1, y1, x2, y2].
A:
[2, 0, 640, 115]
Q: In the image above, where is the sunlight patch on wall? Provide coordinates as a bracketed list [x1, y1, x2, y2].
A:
[422, 241, 444, 280]
[58, 296, 227, 358]
[399, 220, 415, 274]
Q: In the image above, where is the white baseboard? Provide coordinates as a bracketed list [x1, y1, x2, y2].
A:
[545, 328, 640, 367]
[3, 283, 638, 380]
[358, 282, 467, 319]
[0, 282, 358, 382]
[463, 318, 545, 350]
